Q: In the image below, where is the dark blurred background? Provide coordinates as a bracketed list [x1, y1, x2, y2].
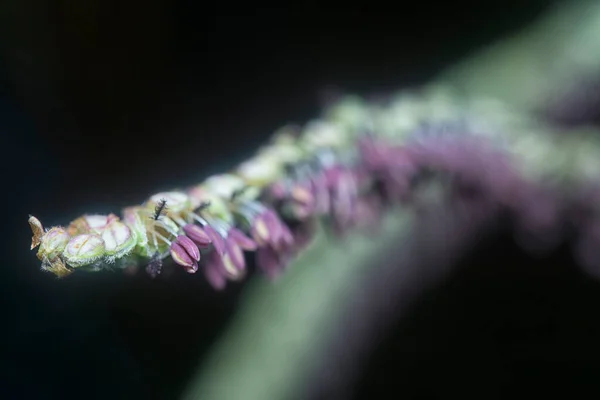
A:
[6, 0, 599, 399]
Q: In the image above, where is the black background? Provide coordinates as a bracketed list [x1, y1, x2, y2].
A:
[5, 0, 599, 399]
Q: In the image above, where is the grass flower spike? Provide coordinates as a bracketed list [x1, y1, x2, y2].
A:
[28, 86, 600, 287]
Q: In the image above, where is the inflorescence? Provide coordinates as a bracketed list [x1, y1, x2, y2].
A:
[28, 86, 600, 288]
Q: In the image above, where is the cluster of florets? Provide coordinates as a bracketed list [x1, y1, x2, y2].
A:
[28, 87, 600, 287]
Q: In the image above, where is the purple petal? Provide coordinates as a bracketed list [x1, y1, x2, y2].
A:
[228, 228, 257, 251]
[225, 239, 246, 270]
[204, 224, 226, 255]
[170, 241, 198, 273]
[278, 222, 295, 249]
[310, 175, 330, 214]
[184, 262, 199, 274]
[176, 235, 200, 262]
[324, 166, 344, 189]
[264, 209, 283, 243]
[183, 224, 212, 247]
[204, 255, 227, 290]
[330, 175, 357, 228]
[251, 216, 271, 246]
[290, 184, 314, 207]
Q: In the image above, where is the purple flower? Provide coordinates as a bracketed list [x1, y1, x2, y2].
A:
[249, 207, 294, 251]
[202, 241, 252, 290]
[183, 224, 212, 248]
[203, 224, 226, 255]
[203, 252, 227, 290]
[225, 239, 245, 271]
[228, 227, 258, 251]
[199, 225, 257, 289]
[170, 235, 200, 273]
[288, 182, 317, 219]
[268, 180, 319, 220]
[309, 174, 331, 215]
[179, 222, 255, 282]
[254, 219, 318, 279]
[223, 228, 256, 273]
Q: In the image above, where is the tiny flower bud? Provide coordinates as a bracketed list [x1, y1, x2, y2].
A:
[222, 254, 246, 280]
[176, 235, 201, 262]
[228, 228, 257, 251]
[67, 214, 117, 236]
[149, 192, 191, 213]
[251, 217, 270, 246]
[183, 224, 212, 247]
[264, 209, 295, 250]
[291, 184, 314, 206]
[237, 155, 282, 187]
[87, 214, 114, 231]
[170, 239, 199, 273]
[225, 239, 245, 271]
[204, 224, 226, 255]
[278, 222, 295, 249]
[188, 185, 235, 221]
[311, 176, 331, 214]
[264, 209, 285, 240]
[219, 254, 246, 281]
[287, 183, 317, 219]
[37, 227, 70, 262]
[64, 234, 106, 267]
[204, 256, 227, 290]
[101, 220, 135, 257]
[203, 174, 246, 199]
